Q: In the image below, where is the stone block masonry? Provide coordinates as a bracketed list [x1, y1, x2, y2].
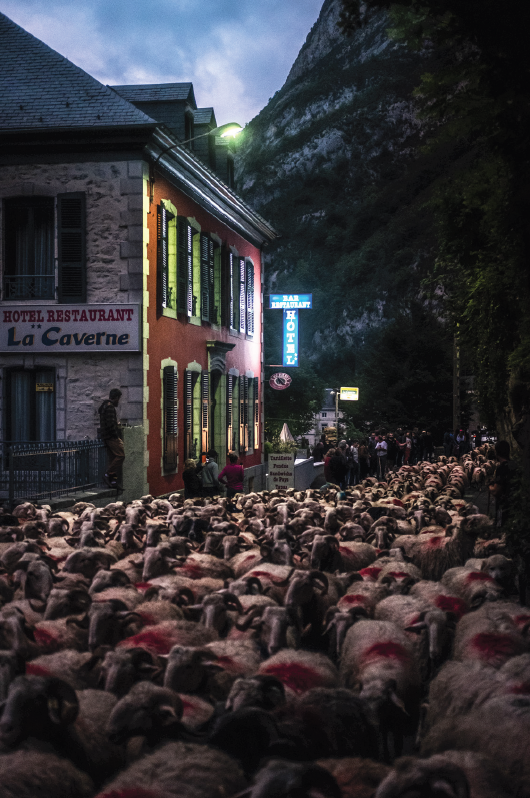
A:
[0, 159, 148, 442]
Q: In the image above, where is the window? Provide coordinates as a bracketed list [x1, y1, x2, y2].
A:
[162, 365, 178, 471]
[201, 371, 209, 454]
[246, 260, 255, 336]
[4, 368, 55, 442]
[253, 377, 259, 449]
[239, 375, 248, 452]
[321, 412, 327, 418]
[221, 251, 255, 335]
[227, 374, 239, 453]
[3, 193, 86, 303]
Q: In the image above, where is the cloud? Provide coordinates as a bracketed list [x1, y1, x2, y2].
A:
[2, 0, 323, 123]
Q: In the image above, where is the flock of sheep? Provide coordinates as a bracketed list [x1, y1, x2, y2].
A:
[0, 446, 527, 798]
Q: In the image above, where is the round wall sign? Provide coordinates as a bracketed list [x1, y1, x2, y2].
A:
[269, 372, 292, 390]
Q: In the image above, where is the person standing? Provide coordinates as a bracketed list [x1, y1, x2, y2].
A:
[329, 446, 348, 489]
[200, 449, 220, 497]
[443, 429, 454, 458]
[375, 435, 388, 480]
[182, 459, 202, 499]
[386, 433, 397, 473]
[312, 439, 325, 463]
[99, 388, 124, 490]
[350, 440, 360, 485]
[219, 453, 244, 507]
[358, 440, 369, 481]
[368, 433, 377, 477]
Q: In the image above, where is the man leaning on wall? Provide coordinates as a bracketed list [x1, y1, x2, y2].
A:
[98, 388, 124, 491]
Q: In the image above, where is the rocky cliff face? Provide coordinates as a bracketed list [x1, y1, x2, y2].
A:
[236, 0, 446, 380]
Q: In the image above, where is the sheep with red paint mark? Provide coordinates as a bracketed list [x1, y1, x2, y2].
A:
[340, 619, 421, 758]
[258, 649, 339, 698]
[441, 565, 504, 608]
[453, 600, 529, 668]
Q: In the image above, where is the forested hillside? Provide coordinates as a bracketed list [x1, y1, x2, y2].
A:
[235, 0, 454, 434]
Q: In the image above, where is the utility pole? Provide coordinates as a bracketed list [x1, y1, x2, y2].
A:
[453, 327, 460, 432]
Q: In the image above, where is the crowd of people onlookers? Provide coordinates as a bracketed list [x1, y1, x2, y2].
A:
[312, 427, 484, 490]
[182, 450, 244, 506]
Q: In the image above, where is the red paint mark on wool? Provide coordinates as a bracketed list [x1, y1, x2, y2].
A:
[118, 629, 174, 655]
[137, 612, 157, 625]
[434, 595, 468, 619]
[362, 642, 411, 664]
[387, 571, 412, 579]
[425, 536, 444, 548]
[26, 663, 50, 677]
[134, 582, 152, 591]
[359, 567, 382, 580]
[466, 572, 494, 583]
[471, 633, 523, 660]
[514, 614, 530, 629]
[507, 682, 530, 694]
[180, 563, 204, 579]
[33, 628, 58, 649]
[262, 663, 326, 693]
[340, 594, 366, 605]
[392, 499, 405, 507]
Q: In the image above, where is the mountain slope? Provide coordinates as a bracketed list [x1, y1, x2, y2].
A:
[236, 0, 452, 389]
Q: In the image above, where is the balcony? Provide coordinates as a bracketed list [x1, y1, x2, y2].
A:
[3, 275, 55, 300]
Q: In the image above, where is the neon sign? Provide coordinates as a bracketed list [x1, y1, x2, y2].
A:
[283, 309, 299, 367]
[270, 294, 312, 309]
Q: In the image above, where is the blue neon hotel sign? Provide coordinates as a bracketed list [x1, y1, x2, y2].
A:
[283, 309, 299, 367]
[270, 294, 312, 309]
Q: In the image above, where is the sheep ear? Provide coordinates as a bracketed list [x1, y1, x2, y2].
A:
[390, 691, 408, 715]
[47, 680, 79, 725]
[405, 621, 427, 633]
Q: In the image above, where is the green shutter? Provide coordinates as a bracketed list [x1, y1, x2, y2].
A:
[163, 365, 178, 470]
[209, 239, 216, 323]
[201, 370, 209, 454]
[239, 257, 246, 334]
[221, 248, 230, 328]
[253, 377, 259, 449]
[200, 233, 210, 321]
[177, 217, 193, 316]
[57, 192, 86, 302]
[227, 375, 233, 452]
[231, 253, 239, 331]
[246, 260, 254, 336]
[157, 204, 170, 313]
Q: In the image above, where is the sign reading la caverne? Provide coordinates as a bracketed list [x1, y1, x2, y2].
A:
[0, 304, 141, 352]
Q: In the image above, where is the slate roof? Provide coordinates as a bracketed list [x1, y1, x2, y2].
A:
[0, 12, 154, 131]
[194, 107, 216, 126]
[111, 83, 196, 107]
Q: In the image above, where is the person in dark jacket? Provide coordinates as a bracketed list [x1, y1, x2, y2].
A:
[329, 448, 348, 489]
[182, 459, 202, 499]
[98, 388, 124, 490]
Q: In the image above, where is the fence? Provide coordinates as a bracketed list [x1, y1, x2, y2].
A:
[0, 440, 107, 505]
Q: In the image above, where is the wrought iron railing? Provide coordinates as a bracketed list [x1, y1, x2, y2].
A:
[3, 275, 55, 300]
[0, 440, 107, 505]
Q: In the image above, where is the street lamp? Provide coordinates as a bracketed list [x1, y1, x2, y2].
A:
[330, 389, 340, 442]
[150, 122, 243, 202]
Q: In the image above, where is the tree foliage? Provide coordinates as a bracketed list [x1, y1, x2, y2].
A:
[264, 363, 326, 440]
[340, 0, 530, 440]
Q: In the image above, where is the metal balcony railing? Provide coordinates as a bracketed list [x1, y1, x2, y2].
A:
[0, 440, 107, 505]
[3, 275, 55, 300]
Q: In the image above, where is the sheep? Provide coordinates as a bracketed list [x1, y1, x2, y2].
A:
[0, 751, 94, 798]
[318, 757, 390, 798]
[239, 760, 342, 798]
[464, 554, 516, 594]
[106, 680, 184, 747]
[235, 604, 303, 655]
[409, 580, 469, 621]
[339, 620, 421, 758]
[377, 561, 422, 594]
[452, 600, 530, 667]
[225, 674, 286, 712]
[118, 619, 219, 655]
[25, 649, 100, 690]
[391, 515, 493, 581]
[375, 751, 514, 798]
[337, 581, 389, 616]
[100, 646, 160, 696]
[441, 566, 504, 608]
[258, 649, 339, 697]
[95, 741, 247, 798]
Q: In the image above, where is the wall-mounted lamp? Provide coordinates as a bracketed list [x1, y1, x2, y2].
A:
[149, 122, 243, 202]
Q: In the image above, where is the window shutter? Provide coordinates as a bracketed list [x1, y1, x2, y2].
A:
[185, 370, 193, 459]
[232, 376, 239, 452]
[209, 240, 216, 323]
[248, 378, 254, 451]
[246, 261, 254, 336]
[201, 371, 209, 454]
[239, 257, 246, 334]
[57, 192, 86, 302]
[231, 253, 238, 331]
[163, 365, 178, 470]
[239, 375, 249, 451]
[157, 204, 170, 312]
[253, 377, 259, 449]
[177, 217, 192, 316]
[227, 375, 233, 452]
[200, 233, 210, 321]
[221, 248, 230, 328]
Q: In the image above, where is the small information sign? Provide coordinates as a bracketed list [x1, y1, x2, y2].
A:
[340, 387, 359, 401]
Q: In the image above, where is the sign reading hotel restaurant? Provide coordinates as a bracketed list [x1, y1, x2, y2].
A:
[269, 294, 312, 309]
[340, 387, 359, 401]
[268, 453, 295, 489]
[0, 304, 141, 353]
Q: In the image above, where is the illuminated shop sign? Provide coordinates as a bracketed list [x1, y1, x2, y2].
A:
[283, 309, 299, 367]
[0, 304, 141, 352]
[269, 294, 312, 309]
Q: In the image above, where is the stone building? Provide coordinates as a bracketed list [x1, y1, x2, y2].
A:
[0, 12, 276, 499]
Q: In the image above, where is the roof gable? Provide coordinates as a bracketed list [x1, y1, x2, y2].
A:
[194, 107, 217, 126]
[111, 83, 197, 108]
[0, 12, 154, 131]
